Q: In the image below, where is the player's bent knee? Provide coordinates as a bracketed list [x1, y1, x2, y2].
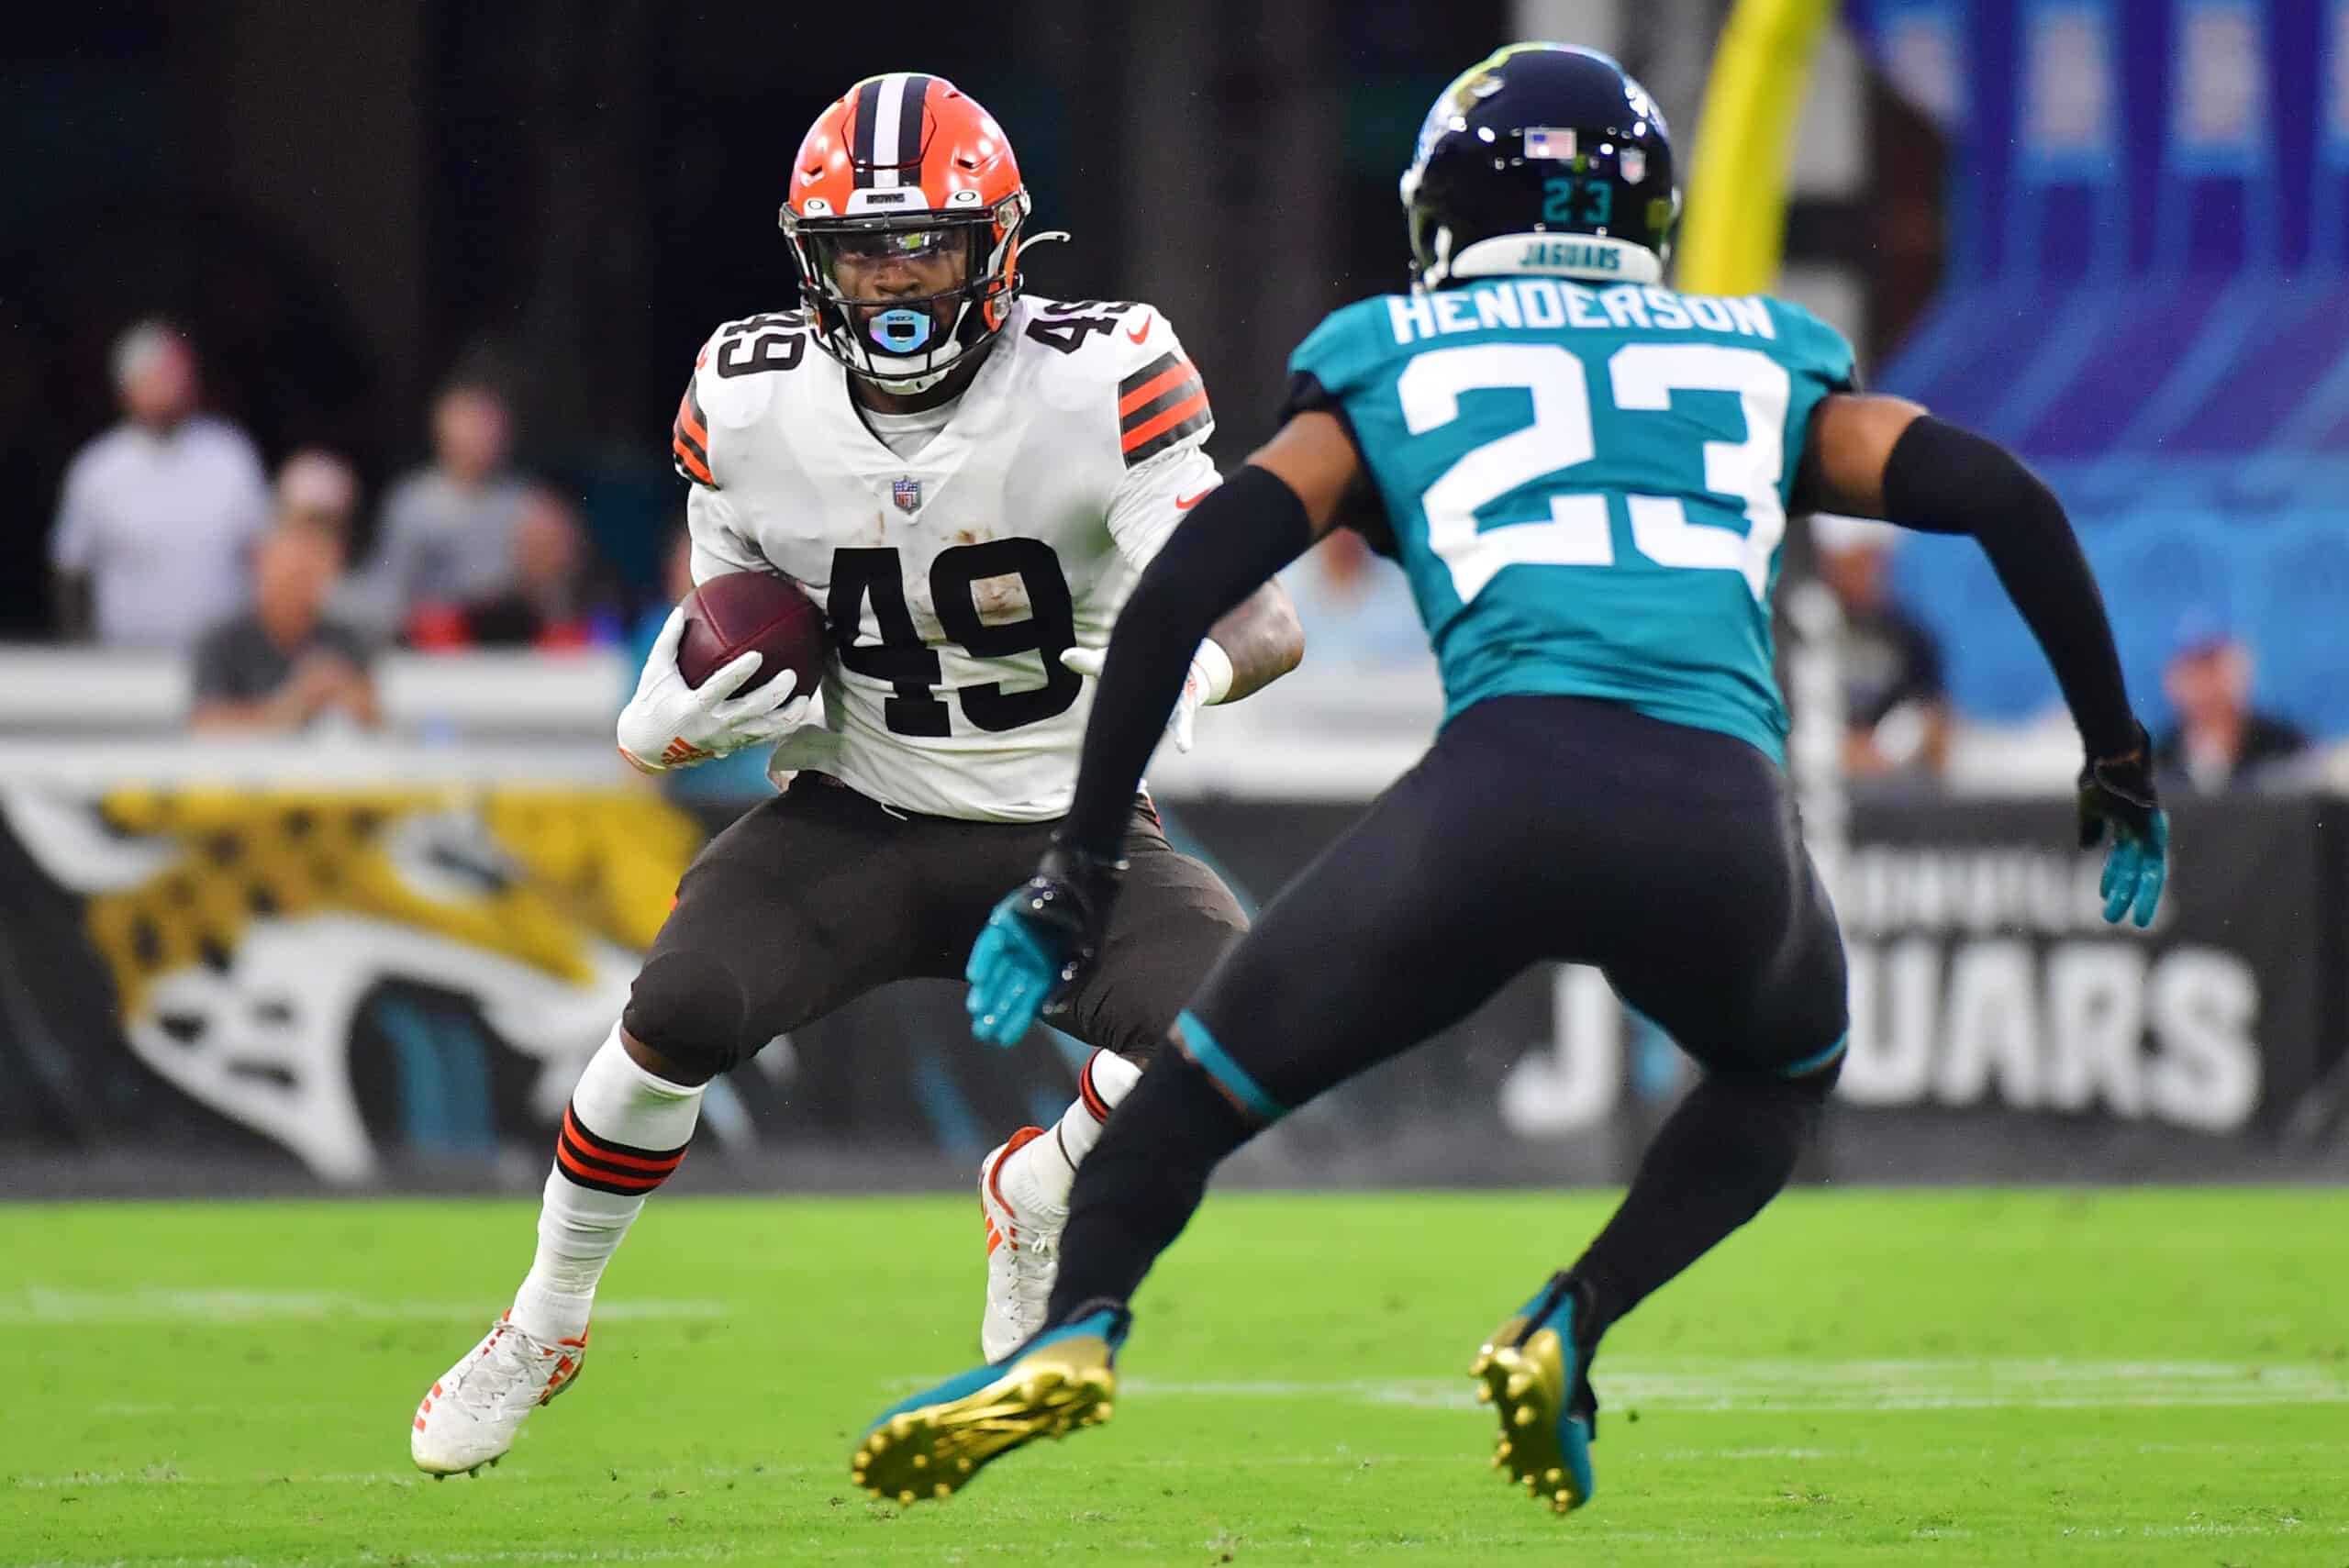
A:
[618, 1027, 707, 1086]
[1778, 1035, 1847, 1103]
[1694, 1037, 1842, 1116]
[1791, 1047, 1845, 1101]
[622, 949, 762, 1082]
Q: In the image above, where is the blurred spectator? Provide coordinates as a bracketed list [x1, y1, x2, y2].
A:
[628, 524, 774, 798]
[2154, 612, 2310, 793]
[274, 448, 362, 552]
[50, 320, 271, 648]
[189, 518, 379, 733]
[1812, 513, 1950, 782]
[407, 488, 621, 651]
[1277, 528, 1425, 668]
[351, 379, 529, 637]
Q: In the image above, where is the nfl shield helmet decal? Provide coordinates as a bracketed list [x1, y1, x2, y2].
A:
[892, 476, 922, 513]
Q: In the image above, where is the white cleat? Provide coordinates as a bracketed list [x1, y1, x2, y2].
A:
[979, 1126, 1066, 1363]
[411, 1310, 588, 1475]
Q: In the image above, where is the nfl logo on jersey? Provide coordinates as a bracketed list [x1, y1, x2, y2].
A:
[892, 476, 922, 513]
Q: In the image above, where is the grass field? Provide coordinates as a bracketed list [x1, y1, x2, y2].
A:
[5, 1189, 2346, 1567]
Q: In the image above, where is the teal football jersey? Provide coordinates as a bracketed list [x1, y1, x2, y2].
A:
[1289, 276, 1855, 762]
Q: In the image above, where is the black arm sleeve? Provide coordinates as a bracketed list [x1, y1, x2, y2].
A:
[1060, 463, 1316, 858]
[1879, 416, 2138, 759]
[1280, 372, 1397, 555]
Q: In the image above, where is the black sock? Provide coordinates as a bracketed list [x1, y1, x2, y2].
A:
[1571, 1061, 1838, 1338]
[1045, 1050, 1257, 1322]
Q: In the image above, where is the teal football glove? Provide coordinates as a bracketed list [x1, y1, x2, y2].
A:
[2077, 728, 2168, 929]
[965, 842, 1127, 1047]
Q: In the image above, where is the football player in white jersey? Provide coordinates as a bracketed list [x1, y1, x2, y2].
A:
[407, 72, 1302, 1475]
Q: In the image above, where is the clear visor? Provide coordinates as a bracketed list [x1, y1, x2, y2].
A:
[822, 224, 964, 273]
[803, 221, 987, 357]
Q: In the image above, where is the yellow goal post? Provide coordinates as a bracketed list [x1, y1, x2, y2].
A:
[1673, 0, 1840, 295]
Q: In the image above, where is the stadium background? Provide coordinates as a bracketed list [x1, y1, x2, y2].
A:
[5, 0, 2348, 1199]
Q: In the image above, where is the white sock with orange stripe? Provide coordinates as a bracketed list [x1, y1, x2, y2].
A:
[510, 1026, 704, 1343]
[1008, 1050, 1143, 1214]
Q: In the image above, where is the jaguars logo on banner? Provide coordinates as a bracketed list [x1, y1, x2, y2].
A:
[0, 787, 700, 1181]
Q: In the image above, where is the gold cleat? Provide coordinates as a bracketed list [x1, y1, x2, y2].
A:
[1471, 1308, 1592, 1516]
[851, 1332, 1118, 1506]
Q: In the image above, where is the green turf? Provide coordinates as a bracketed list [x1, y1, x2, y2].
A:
[5, 1189, 2346, 1566]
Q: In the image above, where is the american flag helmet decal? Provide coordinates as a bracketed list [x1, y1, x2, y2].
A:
[1524, 127, 1576, 160]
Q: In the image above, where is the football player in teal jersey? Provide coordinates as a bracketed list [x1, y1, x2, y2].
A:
[854, 42, 2170, 1516]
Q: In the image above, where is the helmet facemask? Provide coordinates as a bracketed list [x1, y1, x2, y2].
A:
[783, 192, 1030, 395]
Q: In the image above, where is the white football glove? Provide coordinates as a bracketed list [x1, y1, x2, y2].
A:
[1059, 639, 1234, 753]
[618, 605, 818, 773]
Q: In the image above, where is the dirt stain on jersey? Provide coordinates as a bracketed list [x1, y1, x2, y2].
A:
[970, 572, 1030, 622]
[942, 527, 1023, 620]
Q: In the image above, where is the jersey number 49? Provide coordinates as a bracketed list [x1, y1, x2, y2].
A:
[829, 542, 1079, 736]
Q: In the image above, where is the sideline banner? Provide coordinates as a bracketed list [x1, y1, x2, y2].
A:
[0, 784, 2336, 1185]
[0, 786, 697, 1182]
[1832, 795, 2337, 1135]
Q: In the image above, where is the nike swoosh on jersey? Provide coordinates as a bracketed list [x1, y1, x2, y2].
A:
[1174, 488, 1212, 509]
[1126, 311, 1152, 344]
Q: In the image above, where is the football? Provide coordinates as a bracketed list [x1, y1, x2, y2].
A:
[675, 569, 829, 695]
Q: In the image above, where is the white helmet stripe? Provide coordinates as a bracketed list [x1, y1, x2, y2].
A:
[868, 72, 909, 189]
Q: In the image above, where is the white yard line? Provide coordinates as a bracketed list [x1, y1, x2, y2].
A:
[12, 1469, 468, 1489]
[17, 1551, 753, 1568]
[1110, 1358, 2349, 1412]
[28, 1527, 2343, 1568]
[17, 1522, 2344, 1568]
[0, 1287, 726, 1325]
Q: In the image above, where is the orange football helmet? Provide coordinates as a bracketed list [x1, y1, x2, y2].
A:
[780, 73, 1034, 392]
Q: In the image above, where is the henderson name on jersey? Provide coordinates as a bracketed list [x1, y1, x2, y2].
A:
[668, 293, 1217, 822]
[1287, 275, 1854, 764]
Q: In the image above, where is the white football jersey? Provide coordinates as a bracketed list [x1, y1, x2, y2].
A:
[669, 295, 1219, 821]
